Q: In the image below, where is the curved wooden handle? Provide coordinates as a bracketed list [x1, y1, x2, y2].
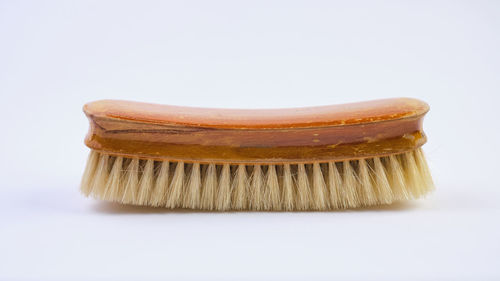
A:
[83, 98, 429, 163]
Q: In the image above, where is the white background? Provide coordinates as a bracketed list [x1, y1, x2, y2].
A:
[1, 1, 499, 280]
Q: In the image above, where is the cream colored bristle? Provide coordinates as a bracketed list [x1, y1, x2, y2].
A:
[103, 156, 123, 201]
[250, 165, 264, 210]
[165, 162, 184, 208]
[81, 150, 99, 196]
[81, 148, 434, 210]
[358, 159, 377, 206]
[414, 149, 435, 192]
[281, 164, 295, 210]
[327, 162, 342, 209]
[296, 164, 311, 210]
[121, 158, 139, 204]
[90, 153, 110, 198]
[264, 165, 281, 210]
[216, 164, 231, 210]
[373, 157, 393, 204]
[387, 154, 409, 200]
[341, 160, 359, 208]
[201, 163, 217, 210]
[403, 152, 425, 198]
[312, 163, 329, 210]
[232, 164, 248, 210]
[150, 161, 170, 206]
[183, 163, 201, 209]
[137, 160, 154, 205]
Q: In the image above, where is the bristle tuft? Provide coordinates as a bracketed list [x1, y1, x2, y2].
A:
[327, 162, 342, 209]
[166, 162, 184, 208]
[341, 160, 359, 208]
[281, 164, 295, 210]
[414, 149, 435, 193]
[265, 165, 281, 210]
[232, 164, 248, 210]
[358, 159, 377, 206]
[150, 161, 170, 206]
[103, 156, 123, 201]
[312, 163, 329, 210]
[137, 160, 154, 205]
[216, 164, 231, 210]
[250, 165, 264, 210]
[183, 163, 201, 209]
[80, 150, 99, 196]
[121, 158, 139, 204]
[201, 164, 217, 210]
[373, 157, 393, 204]
[296, 164, 311, 210]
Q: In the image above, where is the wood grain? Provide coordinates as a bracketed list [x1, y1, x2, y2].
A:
[83, 98, 429, 163]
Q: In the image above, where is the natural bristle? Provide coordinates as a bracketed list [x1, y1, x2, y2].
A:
[81, 149, 434, 211]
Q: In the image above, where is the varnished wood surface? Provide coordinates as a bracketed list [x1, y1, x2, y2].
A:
[84, 98, 429, 163]
[85, 98, 429, 129]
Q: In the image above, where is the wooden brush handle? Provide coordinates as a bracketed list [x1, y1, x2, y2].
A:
[83, 98, 429, 163]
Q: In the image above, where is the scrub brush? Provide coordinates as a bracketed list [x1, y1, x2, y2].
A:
[80, 98, 434, 210]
